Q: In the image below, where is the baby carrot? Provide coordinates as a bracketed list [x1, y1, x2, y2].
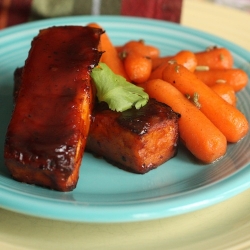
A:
[210, 83, 236, 106]
[174, 50, 197, 72]
[115, 45, 123, 54]
[149, 51, 197, 80]
[162, 62, 249, 142]
[151, 55, 172, 71]
[195, 47, 233, 69]
[152, 50, 197, 72]
[139, 79, 227, 163]
[194, 68, 248, 92]
[149, 61, 168, 80]
[87, 23, 129, 80]
[121, 40, 160, 59]
[124, 51, 152, 84]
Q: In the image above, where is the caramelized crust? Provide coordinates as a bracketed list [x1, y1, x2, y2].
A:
[86, 99, 180, 174]
[13, 67, 180, 177]
[4, 26, 102, 191]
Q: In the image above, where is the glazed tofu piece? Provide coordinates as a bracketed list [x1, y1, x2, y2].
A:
[86, 99, 180, 173]
[4, 26, 102, 191]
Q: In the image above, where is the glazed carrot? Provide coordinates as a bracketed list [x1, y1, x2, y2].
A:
[121, 40, 160, 59]
[210, 83, 236, 106]
[173, 50, 197, 72]
[149, 61, 168, 80]
[149, 51, 197, 80]
[195, 47, 233, 69]
[194, 68, 248, 92]
[139, 79, 227, 163]
[124, 51, 152, 84]
[87, 23, 129, 80]
[151, 55, 172, 71]
[152, 50, 197, 72]
[162, 62, 249, 142]
[115, 45, 123, 54]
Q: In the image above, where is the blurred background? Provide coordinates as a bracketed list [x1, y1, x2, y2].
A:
[0, 0, 249, 30]
[212, 0, 250, 12]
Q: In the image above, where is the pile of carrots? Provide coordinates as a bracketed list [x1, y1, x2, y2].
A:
[88, 23, 249, 164]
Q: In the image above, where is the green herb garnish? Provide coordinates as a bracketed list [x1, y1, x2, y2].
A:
[91, 63, 149, 112]
[185, 92, 201, 109]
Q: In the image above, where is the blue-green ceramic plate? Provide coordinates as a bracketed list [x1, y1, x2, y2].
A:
[0, 16, 250, 223]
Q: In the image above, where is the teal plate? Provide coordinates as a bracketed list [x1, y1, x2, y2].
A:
[0, 16, 250, 223]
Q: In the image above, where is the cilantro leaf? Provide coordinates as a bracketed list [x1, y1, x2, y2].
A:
[90, 63, 149, 112]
